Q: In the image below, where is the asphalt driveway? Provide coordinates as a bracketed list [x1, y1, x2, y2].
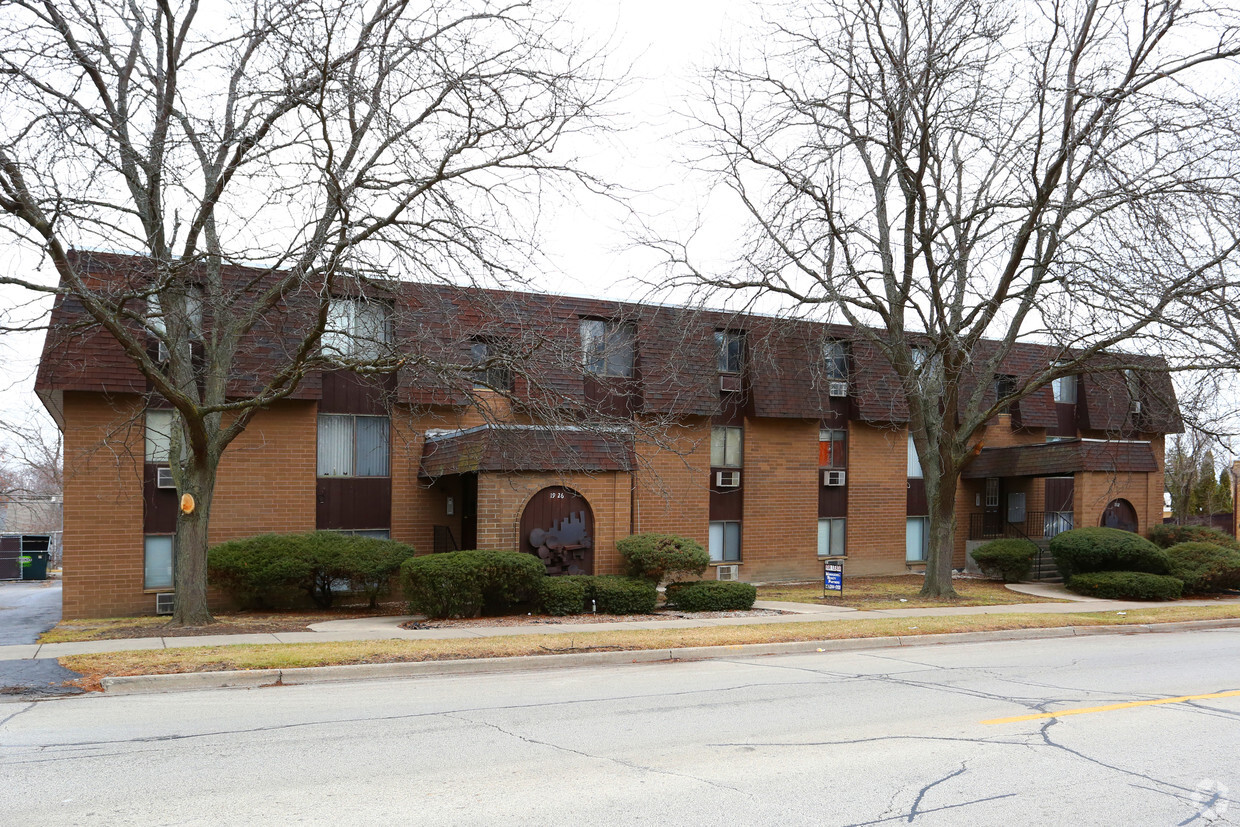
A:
[0, 580, 82, 698]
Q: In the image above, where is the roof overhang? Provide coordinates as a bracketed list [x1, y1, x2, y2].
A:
[419, 424, 635, 480]
[962, 438, 1158, 479]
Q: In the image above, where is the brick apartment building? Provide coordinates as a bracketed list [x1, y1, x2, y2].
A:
[37, 253, 1181, 617]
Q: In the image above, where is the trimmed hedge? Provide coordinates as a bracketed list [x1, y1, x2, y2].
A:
[1149, 523, 1240, 551]
[1165, 542, 1240, 594]
[970, 538, 1037, 583]
[617, 533, 709, 583]
[1066, 571, 1183, 601]
[1049, 527, 1170, 578]
[208, 532, 415, 609]
[665, 580, 757, 612]
[589, 576, 658, 614]
[538, 576, 590, 616]
[401, 550, 545, 619]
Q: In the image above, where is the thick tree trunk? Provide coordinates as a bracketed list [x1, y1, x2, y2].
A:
[170, 460, 217, 626]
[921, 469, 960, 599]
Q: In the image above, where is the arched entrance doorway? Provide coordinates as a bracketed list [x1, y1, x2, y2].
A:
[1100, 498, 1139, 533]
[519, 486, 594, 575]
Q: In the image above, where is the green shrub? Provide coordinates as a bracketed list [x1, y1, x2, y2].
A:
[538, 576, 589, 616]
[617, 533, 709, 583]
[1164, 542, 1240, 594]
[588, 576, 658, 614]
[665, 580, 757, 611]
[1066, 571, 1183, 601]
[970, 538, 1037, 583]
[208, 532, 415, 609]
[1049, 527, 1170, 579]
[401, 550, 545, 619]
[1148, 523, 1240, 551]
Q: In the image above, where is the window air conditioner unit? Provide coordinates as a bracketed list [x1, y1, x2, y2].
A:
[1130, 400, 1142, 415]
[716, 470, 741, 488]
[155, 593, 175, 615]
[823, 469, 846, 487]
[828, 381, 849, 398]
[719, 374, 742, 393]
[156, 467, 176, 489]
[716, 565, 739, 581]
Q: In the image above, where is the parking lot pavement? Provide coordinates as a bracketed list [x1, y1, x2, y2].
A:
[0, 580, 82, 698]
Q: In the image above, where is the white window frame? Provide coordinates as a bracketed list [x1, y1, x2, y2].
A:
[580, 319, 636, 378]
[823, 341, 848, 382]
[316, 414, 391, 478]
[144, 534, 174, 590]
[1052, 364, 1077, 404]
[145, 409, 174, 463]
[710, 426, 744, 468]
[817, 518, 846, 558]
[907, 433, 922, 478]
[322, 298, 392, 360]
[716, 330, 744, 374]
[709, 520, 742, 563]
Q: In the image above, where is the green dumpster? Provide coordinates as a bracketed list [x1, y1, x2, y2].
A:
[21, 551, 49, 581]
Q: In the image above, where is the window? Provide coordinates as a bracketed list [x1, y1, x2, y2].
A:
[580, 319, 635, 377]
[984, 478, 999, 508]
[994, 374, 1016, 412]
[322, 298, 392, 360]
[144, 535, 174, 590]
[335, 528, 391, 540]
[709, 521, 741, 562]
[470, 340, 513, 391]
[716, 331, 744, 373]
[819, 428, 846, 468]
[1052, 364, 1077, 404]
[907, 433, 922, 478]
[905, 517, 929, 562]
[317, 415, 390, 477]
[818, 518, 845, 557]
[147, 286, 204, 338]
[823, 341, 848, 382]
[711, 426, 743, 467]
[146, 409, 174, 463]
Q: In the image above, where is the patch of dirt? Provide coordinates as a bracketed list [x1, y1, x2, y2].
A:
[401, 608, 787, 629]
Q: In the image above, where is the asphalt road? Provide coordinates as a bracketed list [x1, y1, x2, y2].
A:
[0, 580, 81, 696]
[2, 630, 1238, 825]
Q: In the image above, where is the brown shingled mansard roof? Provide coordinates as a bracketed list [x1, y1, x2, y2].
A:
[962, 438, 1160, 479]
[35, 251, 1183, 433]
[419, 425, 635, 479]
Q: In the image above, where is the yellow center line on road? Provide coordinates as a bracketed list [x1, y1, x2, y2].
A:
[983, 689, 1240, 725]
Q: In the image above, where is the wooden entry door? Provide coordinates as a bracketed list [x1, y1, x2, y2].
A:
[982, 478, 1004, 536]
[460, 474, 478, 550]
[1101, 498, 1138, 533]
[519, 486, 594, 575]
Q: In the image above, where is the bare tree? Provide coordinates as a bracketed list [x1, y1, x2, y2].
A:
[0, 0, 609, 623]
[0, 413, 62, 498]
[657, 0, 1240, 596]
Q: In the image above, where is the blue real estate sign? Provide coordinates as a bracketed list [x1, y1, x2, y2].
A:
[823, 560, 843, 596]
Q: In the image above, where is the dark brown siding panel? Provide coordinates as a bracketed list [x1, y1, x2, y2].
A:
[320, 371, 395, 414]
[1045, 477, 1075, 512]
[1050, 403, 1078, 437]
[819, 484, 847, 518]
[709, 474, 744, 521]
[316, 478, 392, 530]
[144, 464, 178, 534]
[907, 479, 928, 515]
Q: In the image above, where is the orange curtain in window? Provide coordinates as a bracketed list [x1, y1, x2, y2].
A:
[819, 440, 831, 466]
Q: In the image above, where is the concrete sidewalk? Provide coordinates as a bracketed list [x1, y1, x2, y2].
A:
[8, 585, 1240, 660]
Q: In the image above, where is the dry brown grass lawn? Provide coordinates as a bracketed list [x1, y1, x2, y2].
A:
[757, 575, 1068, 608]
[61, 604, 1240, 690]
[40, 604, 406, 644]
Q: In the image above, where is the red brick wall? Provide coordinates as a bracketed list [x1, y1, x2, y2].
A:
[632, 417, 711, 544]
[739, 418, 821, 581]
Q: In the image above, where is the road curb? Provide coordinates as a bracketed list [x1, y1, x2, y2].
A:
[97, 618, 1240, 696]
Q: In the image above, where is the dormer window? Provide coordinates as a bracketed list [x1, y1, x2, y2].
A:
[470, 340, 513, 391]
[716, 331, 743, 374]
[1052, 363, 1077, 404]
[580, 319, 635, 378]
[322, 298, 392, 361]
[994, 374, 1016, 413]
[147, 286, 204, 339]
[824, 341, 848, 382]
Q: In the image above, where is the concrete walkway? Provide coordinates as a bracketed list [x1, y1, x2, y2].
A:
[8, 589, 1240, 661]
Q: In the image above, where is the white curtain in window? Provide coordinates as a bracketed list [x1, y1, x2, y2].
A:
[605, 323, 635, 377]
[818, 519, 845, 557]
[353, 301, 391, 359]
[907, 433, 922, 478]
[321, 300, 353, 357]
[317, 415, 354, 476]
[906, 517, 928, 562]
[145, 410, 173, 462]
[144, 535, 174, 590]
[355, 417, 390, 477]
